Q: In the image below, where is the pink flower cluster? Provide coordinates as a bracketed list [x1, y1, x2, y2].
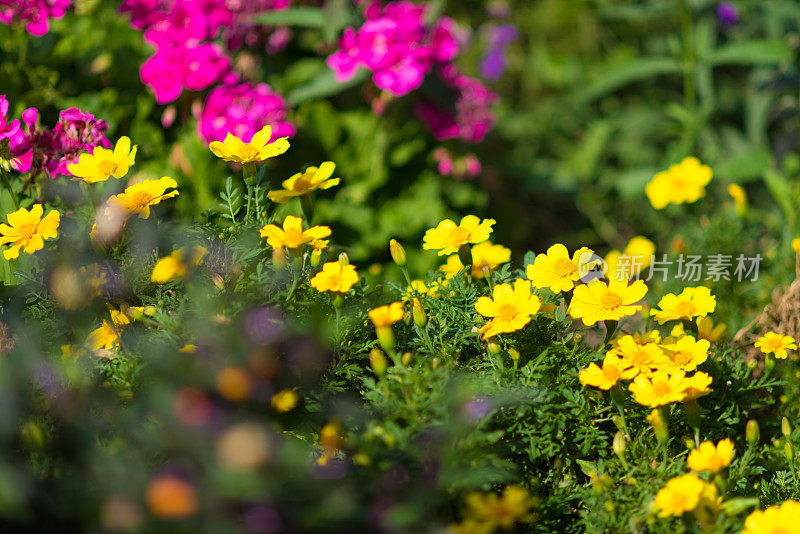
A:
[327, 0, 461, 97]
[0, 0, 71, 36]
[121, 0, 291, 104]
[197, 82, 295, 144]
[1, 96, 110, 178]
[433, 147, 481, 180]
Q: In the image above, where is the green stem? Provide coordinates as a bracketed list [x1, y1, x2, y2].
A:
[0, 168, 19, 209]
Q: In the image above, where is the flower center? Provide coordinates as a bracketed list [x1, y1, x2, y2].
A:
[675, 300, 696, 317]
[553, 258, 576, 278]
[600, 291, 623, 311]
[131, 191, 153, 208]
[497, 304, 518, 322]
[653, 381, 672, 397]
[448, 227, 470, 246]
[99, 160, 118, 176]
[293, 175, 313, 192]
[18, 223, 36, 242]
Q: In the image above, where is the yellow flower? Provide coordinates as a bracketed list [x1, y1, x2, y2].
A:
[645, 157, 713, 209]
[568, 278, 648, 326]
[606, 237, 656, 281]
[742, 500, 800, 534]
[683, 372, 713, 400]
[459, 486, 535, 531]
[423, 215, 495, 256]
[755, 332, 798, 359]
[151, 246, 208, 284]
[209, 125, 290, 164]
[67, 136, 137, 183]
[475, 279, 541, 339]
[696, 316, 726, 342]
[310, 261, 359, 293]
[442, 241, 511, 278]
[629, 369, 687, 407]
[661, 335, 710, 372]
[579, 354, 636, 390]
[267, 161, 339, 203]
[259, 215, 331, 250]
[271, 389, 299, 413]
[651, 287, 716, 324]
[86, 308, 133, 352]
[687, 439, 735, 473]
[526, 244, 596, 293]
[728, 183, 748, 216]
[607, 335, 669, 378]
[109, 176, 179, 219]
[654, 473, 708, 517]
[401, 279, 439, 301]
[793, 238, 800, 255]
[368, 302, 404, 328]
[0, 204, 60, 260]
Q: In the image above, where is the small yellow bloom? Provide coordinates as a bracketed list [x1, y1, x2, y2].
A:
[742, 500, 800, 534]
[696, 316, 726, 342]
[755, 332, 798, 359]
[86, 308, 133, 352]
[423, 215, 495, 256]
[267, 161, 339, 203]
[607, 335, 669, 378]
[178, 344, 197, 354]
[368, 302, 404, 328]
[661, 335, 710, 372]
[654, 473, 708, 517]
[401, 279, 440, 301]
[0, 204, 60, 260]
[442, 241, 511, 278]
[526, 244, 596, 293]
[578, 353, 636, 390]
[209, 125, 290, 164]
[683, 372, 713, 400]
[68, 136, 137, 183]
[651, 286, 716, 324]
[151, 246, 208, 284]
[728, 183, 748, 216]
[475, 279, 541, 339]
[109, 176, 179, 219]
[687, 439, 735, 473]
[792, 238, 800, 255]
[645, 157, 713, 209]
[458, 486, 535, 532]
[568, 278, 648, 326]
[629, 369, 687, 407]
[271, 389, 299, 413]
[310, 261, 359, 293]
[606, 237, 656, 281]
[259, 215, 331, 250]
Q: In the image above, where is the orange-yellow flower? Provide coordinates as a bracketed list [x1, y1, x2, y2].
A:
[755, 332, 798, 360]
[526, 244, 596, 293]
[209, 125, 290, 164]
[568, 278, 648, 326]
[629, 369, 687, 407]
[368, 302, 404, 328]
[683, 372, 713, 400]
[661, 335, 710, 372]
[108, 176, 179, 219]
[654, 473, 708, 517]
[0, 204, 60, 260]
[151, 246, 207, 283]
[267, 161, 339, 203]
[441, 241, 511, 278]
[651, 286, 716, 324]
[259, 215, 331, 249]
[310, 261, 359, 293]
[475, 279, 541, 339]
[423, 215, 495, 256]
[578, 354, 636, 390]
[646, 157, 712, 209]
[607, 335, 669, 378]
[687, 439, 735, 473]
[68, 136, 137, 183]
[742, 500, 800, 534]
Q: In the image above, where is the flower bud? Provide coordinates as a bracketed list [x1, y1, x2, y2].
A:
[487, 339, 501, 355]
[746, 419, 760, 444]
[310, 249, 322, 267]
[611, 415, 625, 431]
[338, 252, 349, 266]
[212, 273, 225, 289]
[401, 352, 412, 366]
[783, 417, 792, 438]
[369, 348, 387, 376]
[613, 431, 626, 460]
[412, 298, 427, 328]
[143, 305, 157, 317]
[389, 239, 406, 267]
[272, 248, 287, 269]
[508, 347, 520, 362]
[376, 326, 395, 354]
[647, 409, 669, 444]
[765, 356, 776, 373]
[786, 441, 794, 461]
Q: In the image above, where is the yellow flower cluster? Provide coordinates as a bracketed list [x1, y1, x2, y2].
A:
[653, 473, 720, 518]
[645, 157, 712, 209]
[450, 486, 535, 534]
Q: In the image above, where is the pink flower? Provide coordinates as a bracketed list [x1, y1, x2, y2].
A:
[0, 95, 20, 142]
[197, 82, 295, 145]
[140, 46, 186, 104]
[0, 0, 72, 36]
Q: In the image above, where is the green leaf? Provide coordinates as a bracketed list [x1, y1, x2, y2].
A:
[714, 146, 771, 183]
[252, 7, 328, 28]
[575, 56, 682, 103]
[763, 168, 795, 230]
[707, 40, 792, 65]
[286, 68, 369, 104]
[0, 189, 16, 286]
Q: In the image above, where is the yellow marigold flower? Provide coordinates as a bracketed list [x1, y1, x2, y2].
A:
[310, 261, 358, 293]
[368, 302, 404, 328]
[423, 215, 495, 256]
[645, 157, 712, 209]
[623, 236, 655, 266]
[67, 136, 137, 183]
[0, 204, 60, 260]
[654, 473, 708, 517]
[442, 241, 511, 279]
[526, 244, 596, 293]
[661, 335, 710, 372]
[687, 439, 735, 473]
[401, 279, 439, 301]
[271, 389, 299, 413]
[696, 316, 726, 342]
[607, 335, 669, 378]
[793, 238, 800, 255]
[259, 215, 331, 250]
[568, 278, 648, 326]
[742, 500, 800, 534]
[579, 354, 636, 390]
[629, 369, 687, 407]
[267, 161, 339, 203]
[151, 246, 208, 284]
[683, 371, 712, 400]
[475, 279, 541, 339]
[86, 308, 133, 352]
[728, 183, 748, 216]
[209, 125, 290, 164]
[755, 332, 798, 359]
[460, 486, 535, 531]
[651, 286, 716, 324]
[109, 176, 179, 219]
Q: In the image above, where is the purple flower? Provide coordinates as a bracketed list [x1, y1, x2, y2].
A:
[0, 0, 72, 36]
[197, 82, 295, 145]
[479, 23, 518, 81]
[716, 2, 739, 26]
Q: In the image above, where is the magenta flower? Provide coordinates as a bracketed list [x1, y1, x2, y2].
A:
[0, 0, 72, 36]
[197, 82, 295, 146]
[0, 95, 20, 142]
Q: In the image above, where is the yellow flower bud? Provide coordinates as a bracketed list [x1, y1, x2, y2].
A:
[783, 417, 792, 438]
[786, 441, 793, 461]
[369, 348, 387, 376]
[389, 239, 406, 267]
[647, 409, 669, 444]
[272, 247, 287, 269]
[508, 347, 520, 361]
[412, 298, 427, 328]
[401, 352, 412, 366]
[613, 431, 626, 460]
[746, 419, 760, 444]
[376, 326, 395, 354]
[487, 339, 501, 355]
[792, 238, 800, 255]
